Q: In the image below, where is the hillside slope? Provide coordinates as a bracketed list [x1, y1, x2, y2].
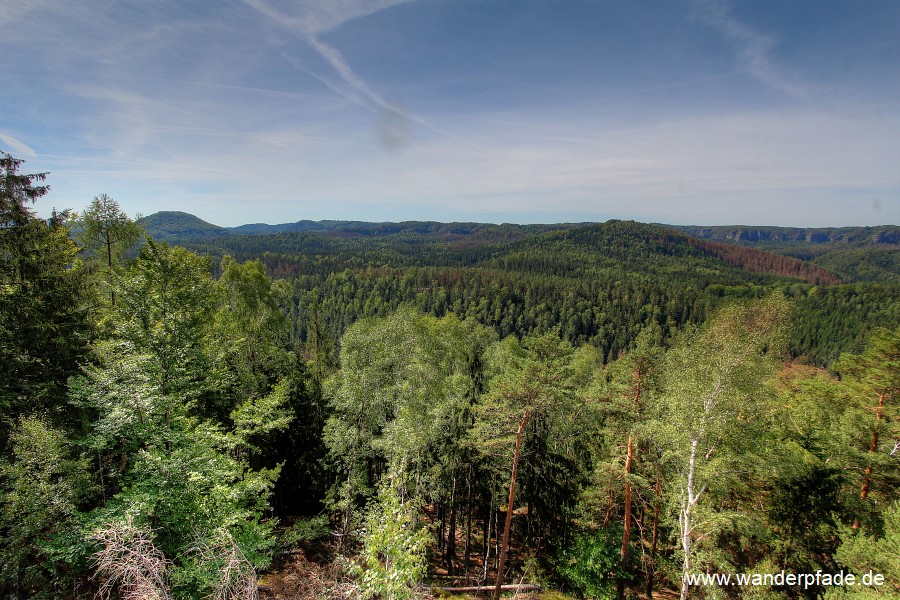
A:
[138, 211, 233, 242]
[672, 224, 900, 283]
[137, 212, 896, 366]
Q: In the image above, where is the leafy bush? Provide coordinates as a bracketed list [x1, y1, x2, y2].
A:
[348, 478, 431, 600]
[554, 528, 623, 600]
[280, 515, 331, 549]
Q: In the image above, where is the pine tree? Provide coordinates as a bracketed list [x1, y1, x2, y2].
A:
[77, 194, 142, 306]
[0, 153, 90, 431]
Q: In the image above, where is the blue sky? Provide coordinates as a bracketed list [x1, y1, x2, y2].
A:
[2, 0, 898, 227]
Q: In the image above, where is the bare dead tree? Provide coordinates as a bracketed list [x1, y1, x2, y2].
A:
[192, 527, 259, 600]
[90, 519, 172, 600]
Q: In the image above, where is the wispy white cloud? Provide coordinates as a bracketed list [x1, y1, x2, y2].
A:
[241, 0, 412, 111]
[5, 1, 896, 227]
[239, 0, 478, 152]
[33, 102, 898, 227]
[692, 0, 810, 101]
[0, 0, 53, 25]
[282, 108, 898, 225]
[244, 0, 413, 36]
[0, 133, 36, 157]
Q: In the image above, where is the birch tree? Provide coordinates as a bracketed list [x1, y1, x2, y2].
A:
[324, 310, 488, 545]
[650, 295, 788, 600]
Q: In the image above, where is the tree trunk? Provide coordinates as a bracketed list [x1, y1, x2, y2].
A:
[647, 472, 661, 599]
[617, 433, 635, 600]
[855, 390, 886, 528]
[619, 366, 644, 599]
[105, 233, 116, 305]
[861, 390, 886, 502]
[482, 498, 492, 584]
[680, 438, 701, 600]
[603, 483, 614, 528]
[446, 474, 457, 575]
[493, 409, 530, 600]
[442, 584, 540, 593]
[621, 433, 634, 561]
[438, 500, 445, 553]
[464, 469, 473, 575]
[622, 368, 642, 565]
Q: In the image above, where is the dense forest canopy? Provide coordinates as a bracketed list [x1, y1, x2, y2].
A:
[142, 211, 899, 368]
[2, 154, 899, 599]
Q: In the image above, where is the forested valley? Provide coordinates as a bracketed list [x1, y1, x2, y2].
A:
[2, 153, 899, 599]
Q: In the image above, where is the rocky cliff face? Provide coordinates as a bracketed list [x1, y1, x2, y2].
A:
[675, 225, 900, 246]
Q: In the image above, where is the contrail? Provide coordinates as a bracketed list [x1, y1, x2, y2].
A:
[241, 0, 488, 152]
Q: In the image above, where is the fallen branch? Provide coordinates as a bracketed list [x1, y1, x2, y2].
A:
[438, 584, 541, 593]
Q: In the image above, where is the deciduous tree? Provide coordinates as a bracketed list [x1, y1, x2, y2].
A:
[77, 193, 142, 306]
[649, 295, 788, 600]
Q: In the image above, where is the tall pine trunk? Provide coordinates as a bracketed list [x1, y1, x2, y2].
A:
[446, 474, 457, 575]
[493, 410, 529, 600]
[855, 390, 886, 528]
[647, 472, 661, 599]
[464, 469, 473, 575]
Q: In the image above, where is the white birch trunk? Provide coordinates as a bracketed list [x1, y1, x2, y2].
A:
[680, 437, 700, 600]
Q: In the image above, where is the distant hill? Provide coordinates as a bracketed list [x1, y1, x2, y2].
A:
[136, 212, 898, 366]
[671, 225, 900, 283]
[671, 225, 900, 247]
[180, 217, 839, 286]
[138, 211, 233, 242]
[141, 212, 577, 243]
[230, 220, 356, 235]
[139, 211, 899, 284]
[231, 219, 576, 241]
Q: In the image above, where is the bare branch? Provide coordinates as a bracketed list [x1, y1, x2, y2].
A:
[192, 528, 259, 600]
[90, 520, 171, 600]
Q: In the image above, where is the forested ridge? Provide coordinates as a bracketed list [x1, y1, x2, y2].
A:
[3, 154, 900, 599]
[673, 224, 900, 284]
[157, 214, 898, 367]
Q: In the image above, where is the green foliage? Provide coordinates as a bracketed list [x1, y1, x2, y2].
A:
[3, 184, 898, 598]
[348, 477, 431, 600]
[788, 284, 900, 366]
[831, 327, 900, 531]
[648, 295, 789, 597]
[158, 216, 896, 367]
[0, 153, 91, 425]
[279, 515, 331, 549]
[0, 415, 93, 598]
[814, 248, 900, 284]
[188, 220, 797, 361]
[830, 502, 900, 597]
[767, 461, 844, 574]
[476, 332, 590, 548]
[553, 528, 623, 600]
[325, 310, 488, 515]
[69, 243, 287, 598]
[213, 256, 293, 401]
[76, 193, 143, 306]
[229, 378, 293, 453]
